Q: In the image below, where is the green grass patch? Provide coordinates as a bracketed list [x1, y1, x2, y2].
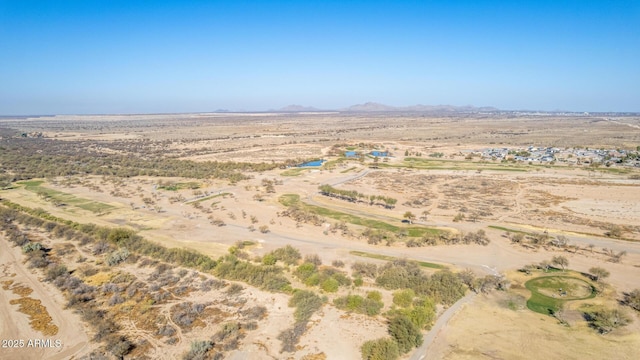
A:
[349, 251, 446, 269]
[525, 275, 596, 315]
[18, 180, 115, 214]
[281, 168, 310, 176]
[187, 192, 231, 204]
[158, 182, 201, 191]
[488, 225, 531, 235]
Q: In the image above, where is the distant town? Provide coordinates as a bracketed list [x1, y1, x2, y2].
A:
[474, 146, 640, 168]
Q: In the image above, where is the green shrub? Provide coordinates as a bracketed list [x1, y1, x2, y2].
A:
[392, 289, 415, 308]
[367, 291, 382, 302]
[334, 294, 383, 316]
[388, 315, 422, 354]
[290, 290, 323, 322]
[270, 245, 302, 265]
[262, 254, 276, 265]
[321, 277, 340, 293]
[361, 337, 399, 360]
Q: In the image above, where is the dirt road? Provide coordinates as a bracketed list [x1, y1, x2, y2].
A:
[0, 237, 90, 360]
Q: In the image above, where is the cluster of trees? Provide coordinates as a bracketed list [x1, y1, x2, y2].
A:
[318, 184, 398, 208]
[0, 130, 280, 182]
[293, 259, 352, 293]
[406, 230, 490, 247]
[333, 291, 384, 316]
[278, 204, 325, 226]
[214, 255, 291, 293]
[375, 260, 467, 306]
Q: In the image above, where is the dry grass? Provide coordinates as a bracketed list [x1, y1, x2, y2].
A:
[6, 281, 59, 336]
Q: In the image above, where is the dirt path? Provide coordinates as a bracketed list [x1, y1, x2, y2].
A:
[410, 293, 476, 360]
[0, 237, 90, 360]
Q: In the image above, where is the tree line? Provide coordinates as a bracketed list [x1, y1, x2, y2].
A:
[318, 184, 397, 208]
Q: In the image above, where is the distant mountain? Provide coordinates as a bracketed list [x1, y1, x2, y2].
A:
[342, 102, 398, 112]
[342, 102, 499, 113]
[277, 105, 321, 112]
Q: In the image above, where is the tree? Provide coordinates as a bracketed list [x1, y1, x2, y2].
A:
[420, 210, 430, 221]
[589, 267, 610, 282]
[551, 255, 569, 271]
[584, 307, 631, 334]
[388, 315, 422, 354]
[403, 212, 415, 224]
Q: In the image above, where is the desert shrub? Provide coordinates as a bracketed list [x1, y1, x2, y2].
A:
[392, 289, 415, 308]
[225, 283, 244, 295]
[45, 264, 68, 281]
[321, 277, 340, 293]
[294, 262, 318, 282]
[388, 315, 422, 354]
[388, 296, 436, 330]
[304, 254, 322, 266]
[290, 290, 324, 322]
[583, 306, 631, 334]
[101, 283, 120, 294]
[22, 242, 43, 253]
[331, 271, 352, 286]
[183, 340, 213, 360]
[334, 294, 383, 316]
[278, 321, 307, 353]
[158, 324, 176, 337]
[105, 335, 133, 358]
[211, 322, 241, 343]
[332, 260, 345, 268]
[376, 260, 424, 290]
[262, 253, 277, 265]
[269, 245, 302, 265]
[106, 248, 130, 266]
[354, 276, 364, 286]
[351, 261, 378, 279]
[361, 337, 400, 360]
[108, 294, 125, 306]
[214, 255, 290, 292]
[200, 278, 225, 292]
[241, 306, 267, 320]
[623, 289, 640, 311]
[172, 302, 207, 328]
[93, 241, 112, 255]
[28, 250, 50, 268]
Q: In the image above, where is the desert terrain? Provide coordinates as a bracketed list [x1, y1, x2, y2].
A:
[1, 112, 639, 359]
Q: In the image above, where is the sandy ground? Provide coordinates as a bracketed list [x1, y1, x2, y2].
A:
[426, 291, 640, 360]
[1, 113, 639, 358]
[0, 237, 90, 360]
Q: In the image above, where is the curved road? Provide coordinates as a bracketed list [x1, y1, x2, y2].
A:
[409, 293, 476, 360]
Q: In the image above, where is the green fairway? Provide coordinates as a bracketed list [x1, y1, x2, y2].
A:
[349, 251, 447, 269]
[18, 180, 115, 214]
[278, 194, 441, 237]
[525, 275, 596, 315]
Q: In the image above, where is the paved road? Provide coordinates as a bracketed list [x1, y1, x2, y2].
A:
[409, 292, 476, 360]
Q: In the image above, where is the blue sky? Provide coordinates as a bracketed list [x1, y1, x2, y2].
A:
[1, 0, 638, 114]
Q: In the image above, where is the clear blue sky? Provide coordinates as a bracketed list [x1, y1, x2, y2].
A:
[1, 0, 638, 114]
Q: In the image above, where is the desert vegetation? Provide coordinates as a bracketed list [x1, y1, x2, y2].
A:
[1, 112, 639, 359]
